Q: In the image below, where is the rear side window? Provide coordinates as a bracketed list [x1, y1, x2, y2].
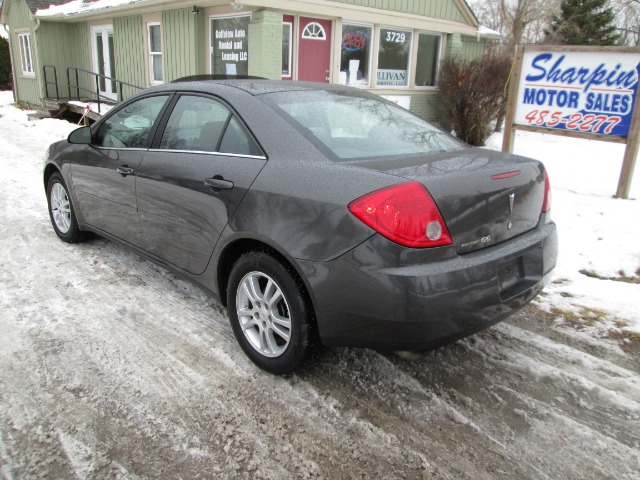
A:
[94, 95, 169, 148]
[159, 95, 261, 156]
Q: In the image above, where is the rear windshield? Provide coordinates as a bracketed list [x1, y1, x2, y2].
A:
[262, 90, 465, 160]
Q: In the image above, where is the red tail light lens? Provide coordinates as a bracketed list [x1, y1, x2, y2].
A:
[348, 182, 452, 248]
[542, 170, 551, 213]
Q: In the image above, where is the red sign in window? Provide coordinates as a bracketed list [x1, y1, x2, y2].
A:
[342, 31, 368, 51]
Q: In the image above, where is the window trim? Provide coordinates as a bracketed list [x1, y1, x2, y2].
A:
[17, 31, 35, 77]
[147, 22, 163, 84]
[412, 31, 444, 90]
[375, 26, 414, 89]
[282, 21, 293, 78]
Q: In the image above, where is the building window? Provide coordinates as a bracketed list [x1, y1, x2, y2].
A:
[282, 22, 292, 78]
[302, 22, 326, 40]
[18, 33, 34, 76]
[415, 33, 441, 87]
[148, 23, 163, 83]
[340, 24, 372, 86]
[211, 15, 249, 76]
[376, 28, 412, 87]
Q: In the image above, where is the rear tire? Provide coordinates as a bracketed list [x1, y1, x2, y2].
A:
[227, 252, 313, 374]
[46, 172, 86, 243]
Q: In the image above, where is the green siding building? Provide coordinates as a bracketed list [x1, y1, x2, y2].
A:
[0, 0, 498, 121]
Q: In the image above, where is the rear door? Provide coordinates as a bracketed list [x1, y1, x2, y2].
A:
[70, 94, 171, 245]
[136, 94, 266, 275]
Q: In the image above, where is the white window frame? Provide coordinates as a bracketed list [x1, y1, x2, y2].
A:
[282, 21, 293, 78]
[17, 32, 34, 77]
[413, 31, 444, 90]
[375, 26, 414, 89]
[147, 22, 163, 84]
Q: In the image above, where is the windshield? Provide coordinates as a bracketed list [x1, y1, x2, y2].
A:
[262, 90, 465, 160]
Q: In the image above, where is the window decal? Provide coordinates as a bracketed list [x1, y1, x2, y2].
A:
[302, 22, 326, 40]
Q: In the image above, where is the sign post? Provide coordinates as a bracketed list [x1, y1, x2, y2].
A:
[502, 45, 640, 199]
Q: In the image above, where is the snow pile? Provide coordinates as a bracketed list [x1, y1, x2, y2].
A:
[68, 100, 113, 116]
[485, 131, 640, 334]
[35, 0, 146, 17]
[477, 25, 501, 39]
[0, 92, 77, 141]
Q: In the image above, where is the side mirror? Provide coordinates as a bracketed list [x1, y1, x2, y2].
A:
[68, 126, 92, 145]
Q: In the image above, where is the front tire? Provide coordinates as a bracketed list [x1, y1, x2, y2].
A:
[46, 172, 85, 243]
[227, 252, 313, 374]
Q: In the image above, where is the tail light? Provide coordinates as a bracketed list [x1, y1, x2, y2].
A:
[348, 182, 452, 248]
[542, 170, 551, 213]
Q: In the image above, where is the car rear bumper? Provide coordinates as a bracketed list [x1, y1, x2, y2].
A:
[295, 221, 558, 351]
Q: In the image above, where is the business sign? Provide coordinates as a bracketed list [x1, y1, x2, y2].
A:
[210, 16, 249, 76]
[504, 46, 640, 199]
[514, 50, 640, 138]
[342, 30, 368, 51]
[376, 69, 408, 86]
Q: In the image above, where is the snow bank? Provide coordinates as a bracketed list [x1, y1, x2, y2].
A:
[485, 131, 640, 333]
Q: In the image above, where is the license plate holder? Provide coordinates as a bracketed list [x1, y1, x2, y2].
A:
[498, 257, 524, 291]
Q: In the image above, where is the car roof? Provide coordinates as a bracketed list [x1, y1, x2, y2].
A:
[148, 79, 366, 97]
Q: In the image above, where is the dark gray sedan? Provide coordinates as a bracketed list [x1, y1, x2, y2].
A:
[44, 80, 557, 374]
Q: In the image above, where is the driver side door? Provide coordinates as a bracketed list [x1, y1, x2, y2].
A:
[70, 94, 171, 245]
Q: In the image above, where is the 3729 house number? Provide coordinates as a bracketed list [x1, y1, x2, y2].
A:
[385, 31, 406, 43]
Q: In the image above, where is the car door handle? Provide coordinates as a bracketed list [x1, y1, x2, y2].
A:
[116, 166, 135, 176]
[204, 177, 234, 190]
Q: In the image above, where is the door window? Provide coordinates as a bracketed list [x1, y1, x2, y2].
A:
[92, 25, 116, 98]
[219, 117, 257, 155]
[302, 22, 326, 40]
[94, 95, 170, 148]
[159, 96, 260, 155]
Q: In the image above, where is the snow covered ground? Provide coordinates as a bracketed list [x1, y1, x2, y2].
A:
[484, 131, 640, 336]
[0, 90, 639, 478]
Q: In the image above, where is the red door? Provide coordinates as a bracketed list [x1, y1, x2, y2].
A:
[298, 18, 332, 82]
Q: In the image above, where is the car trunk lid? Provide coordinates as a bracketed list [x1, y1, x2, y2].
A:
[347, 148, 546, 254]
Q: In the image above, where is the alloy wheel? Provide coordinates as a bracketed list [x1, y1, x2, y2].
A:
[236, 271, 292, 358]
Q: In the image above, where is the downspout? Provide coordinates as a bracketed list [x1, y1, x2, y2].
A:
[2, 22, 19, 104]
[33, 17, 43, 102]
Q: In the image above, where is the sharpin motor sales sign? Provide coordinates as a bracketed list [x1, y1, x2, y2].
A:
[514, 50, 640, 138]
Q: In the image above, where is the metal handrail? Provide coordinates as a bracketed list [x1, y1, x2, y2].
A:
[43, 65, 60, 100]
[66, 67, 143, 114]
